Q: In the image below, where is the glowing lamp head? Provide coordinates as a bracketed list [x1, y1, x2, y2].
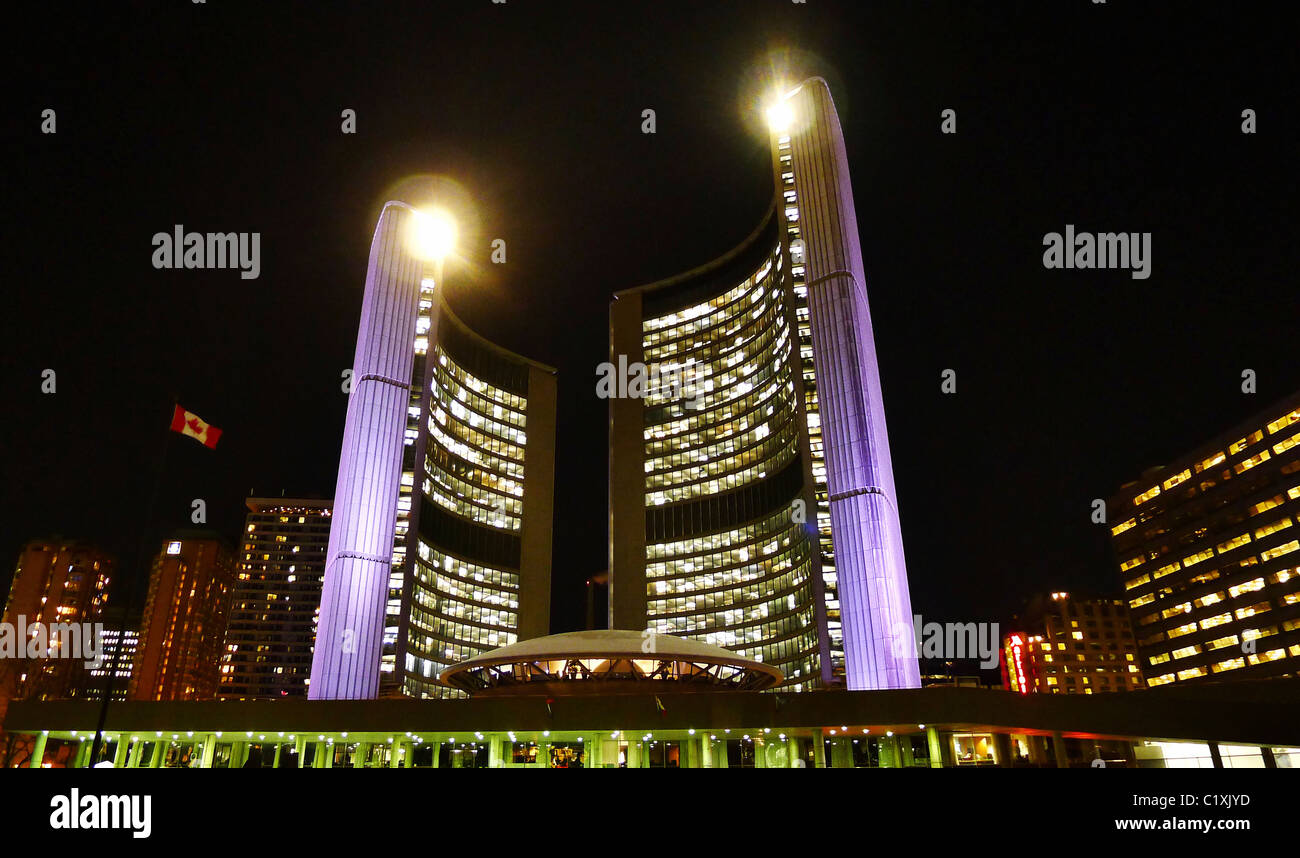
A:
[765, 99, 793, 133]
[410, 208, 457, 261]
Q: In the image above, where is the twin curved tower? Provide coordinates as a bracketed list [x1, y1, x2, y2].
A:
[310, 202, 556, 700]
[609, 79, 920, 691]
[311, 77, 918, 700]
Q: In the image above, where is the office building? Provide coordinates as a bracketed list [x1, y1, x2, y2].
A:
[84, 606, 138, 702]
[1109, 392, 1300, 686]
[130, 535, 235, 701]
[310, 202, 557, 700]
[219, 497, 331, 699]
[0, 540, 113, 704]
[608, 78, 919, 691]
[1001, 592, 1143, 695]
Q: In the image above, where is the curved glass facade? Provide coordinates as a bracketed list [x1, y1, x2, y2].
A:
[646, 505, 819, 685]
[611, 77, 920, 692]
[642, 254, 801, 506]
[424, 348, 527, 531]
[612, 223, 825, 691]
[312, 201, 555, 701]
[398, 299, 555, 699]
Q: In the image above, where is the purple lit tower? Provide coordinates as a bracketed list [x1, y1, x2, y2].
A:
[310, 202, 422, 699]
[774, 78, 920, 690]
[312, 201, 556, 701]
[608, 77, 920, 693]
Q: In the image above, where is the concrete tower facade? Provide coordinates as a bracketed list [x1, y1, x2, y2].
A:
[311, 203, 422, 700]
[776, 79, 920, 690]
[311, 202, 556, 700]
[609, 78, 919, 691]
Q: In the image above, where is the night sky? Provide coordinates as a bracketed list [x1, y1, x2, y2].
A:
[4, 1, 1296, 645]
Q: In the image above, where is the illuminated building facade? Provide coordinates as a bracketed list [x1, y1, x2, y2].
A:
[219, 497, 331, 699]
[609, 78, 919, 691]
[1001, 593, 1143, 695]
[1110, 392, 1300, 687]
[84, 607, 137, 703]
[130, 535, 235, 701]
[9, 678, 1300, 769]
[311, 201, 556, 701]
[0, 541, 113, 704]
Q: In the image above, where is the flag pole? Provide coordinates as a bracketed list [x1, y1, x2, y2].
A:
[89, 394, 177, 766]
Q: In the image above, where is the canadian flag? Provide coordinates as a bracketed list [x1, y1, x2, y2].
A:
[170, 405, 223, 449]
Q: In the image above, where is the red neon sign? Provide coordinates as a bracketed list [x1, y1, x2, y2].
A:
[1004, 633, 1029, 694]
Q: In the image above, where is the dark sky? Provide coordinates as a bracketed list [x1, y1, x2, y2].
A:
[4, 1, 1297, 640]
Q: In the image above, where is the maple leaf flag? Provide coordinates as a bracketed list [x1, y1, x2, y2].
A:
[170, 405, 222, 449]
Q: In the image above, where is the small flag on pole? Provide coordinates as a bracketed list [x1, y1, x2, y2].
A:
[655, 695, 666, 716]
[170, 405, 222, 449]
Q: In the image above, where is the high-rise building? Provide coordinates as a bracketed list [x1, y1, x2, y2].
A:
[219, 497, 331, 699]
[1109, 392, 1300, 687]
[1001, 592, 1144, 695]
[311, 202, 557, 700]
[608, 77, 919, 691]
[84, 606, 138, 702]
[130, 534, 235, 701]
[0, 541, 113, 703]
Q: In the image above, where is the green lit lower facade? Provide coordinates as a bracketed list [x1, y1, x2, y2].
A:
[7, 681, 1299, 769]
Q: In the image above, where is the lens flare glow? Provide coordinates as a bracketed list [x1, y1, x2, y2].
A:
[409, 208, 457, 260]
[765, 99, 794, 132]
